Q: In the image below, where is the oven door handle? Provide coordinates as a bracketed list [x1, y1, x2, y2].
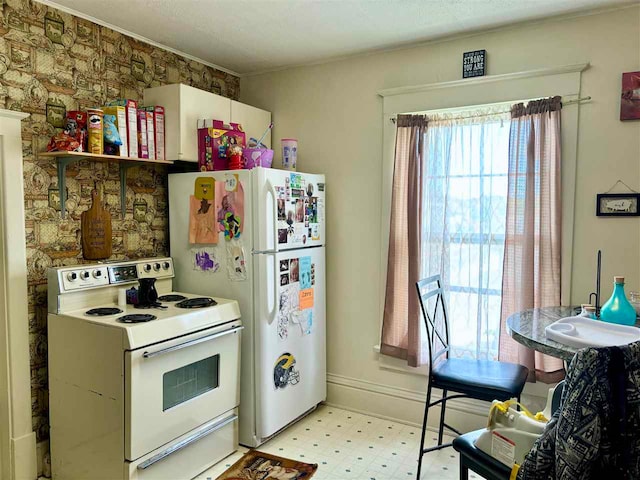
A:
[137, 414, 238, 470]
[142, 325, 243, 359]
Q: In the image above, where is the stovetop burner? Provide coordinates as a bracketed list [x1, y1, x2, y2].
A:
[175, 297, 217, 309]
[117, 314, 157, 323]
[158, 294, 188, 302]
[86, 307, 123, 316]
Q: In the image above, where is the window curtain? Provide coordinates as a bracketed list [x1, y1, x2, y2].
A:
[381, 114, 428, 367]
[498, 96, 564, 383]
[382, 108, 511, 366]
[421, 109, 511, 361]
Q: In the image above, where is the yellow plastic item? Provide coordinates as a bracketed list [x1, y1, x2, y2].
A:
[487, 399, 548, 428]
[510, 463, 520, 480]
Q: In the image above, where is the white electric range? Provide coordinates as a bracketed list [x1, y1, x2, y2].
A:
[47, 257, 242, 480]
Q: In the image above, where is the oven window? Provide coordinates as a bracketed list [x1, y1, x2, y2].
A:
[162, 354, 220, 411]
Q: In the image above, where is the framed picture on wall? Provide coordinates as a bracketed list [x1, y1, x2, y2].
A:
[462, 50, 486, 78]
[620, 71, 640, 121]
[596, 193, 640, 216]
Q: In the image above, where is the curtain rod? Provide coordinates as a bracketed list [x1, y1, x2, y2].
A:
[389, 96, 592, 123]
[563, 96, 592, 106]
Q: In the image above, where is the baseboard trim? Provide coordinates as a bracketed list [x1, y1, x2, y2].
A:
[11, 431, 36, 480]
[326, 372, 550, 433]
[327, 373, 489, 416]
[322, 400, 430, 431]
[326, 373, 490, 432]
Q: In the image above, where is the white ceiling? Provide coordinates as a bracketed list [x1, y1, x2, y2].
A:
[40, 0, 637, 75]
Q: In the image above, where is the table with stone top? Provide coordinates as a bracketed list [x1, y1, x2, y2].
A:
[506, 306, 581, 362]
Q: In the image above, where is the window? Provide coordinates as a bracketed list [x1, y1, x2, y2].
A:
[379, 65, 584, 372]
[162, 354, 220, 410]
[420, 108, 510, 361]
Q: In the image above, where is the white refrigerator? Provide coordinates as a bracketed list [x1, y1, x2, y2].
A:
[168, 167, 326, 447]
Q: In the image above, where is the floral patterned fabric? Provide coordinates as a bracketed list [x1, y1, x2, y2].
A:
[518, 342, 640, 479]
[0, 0, 240, 442]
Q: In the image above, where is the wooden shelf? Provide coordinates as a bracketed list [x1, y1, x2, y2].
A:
[39, 150, 174, 166]
[40, 151, 174, 219]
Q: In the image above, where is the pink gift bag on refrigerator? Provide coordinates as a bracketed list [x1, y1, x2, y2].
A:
[198, 120, 246, 171]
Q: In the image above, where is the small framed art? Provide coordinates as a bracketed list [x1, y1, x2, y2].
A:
[620, 71, 640, 121]
[596, 193, 640, 217]
[463, 50, 486, 78]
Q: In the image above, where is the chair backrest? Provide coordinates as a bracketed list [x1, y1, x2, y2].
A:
[416, 275, 450, 371]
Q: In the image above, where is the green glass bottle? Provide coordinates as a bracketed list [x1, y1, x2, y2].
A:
[600, 276, 637, 326]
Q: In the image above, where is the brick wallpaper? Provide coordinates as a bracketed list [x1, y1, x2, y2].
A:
[0, 0, 240, 442]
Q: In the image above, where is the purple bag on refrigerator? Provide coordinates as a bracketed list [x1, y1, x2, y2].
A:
[242, 148, 274, 169]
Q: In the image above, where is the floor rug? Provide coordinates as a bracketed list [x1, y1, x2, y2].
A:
[215, 450, 318, 480]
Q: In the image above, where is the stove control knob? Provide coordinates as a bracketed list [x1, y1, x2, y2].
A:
[162, 261, 170, 270]
[144, 264, 152, 273]
[81, 271, 90, 280]
[153, 263, 161, 271]
[67, 272, 77, 281]
[92, 270, 102, 278]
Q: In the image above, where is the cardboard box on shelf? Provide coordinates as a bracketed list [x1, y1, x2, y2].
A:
[137, 110, 148, 159]
[145, 110, 156, 160]
[141, 106, 165, 161]
[103, 106, 128, 157]
[153, 106, 165, 161]
[106, 99, 138, 157]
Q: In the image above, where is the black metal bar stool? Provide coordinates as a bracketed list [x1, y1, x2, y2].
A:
[415, 275, 529, 479]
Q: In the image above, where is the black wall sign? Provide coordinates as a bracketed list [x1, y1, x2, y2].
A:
[463, 50, 486, 78]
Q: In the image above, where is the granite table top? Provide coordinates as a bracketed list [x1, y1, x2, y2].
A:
[506, 306, 581, 362]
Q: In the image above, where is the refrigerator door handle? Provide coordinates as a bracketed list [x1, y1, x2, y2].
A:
[258, 251, 280, 325]
[270, 252, 279, 324]
[266, 179, 279, 253]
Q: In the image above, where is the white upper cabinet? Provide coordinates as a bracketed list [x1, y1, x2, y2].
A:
[144, 84, 230, 162]
[144, 84, 271, 162]
[231, 100, 272, 148]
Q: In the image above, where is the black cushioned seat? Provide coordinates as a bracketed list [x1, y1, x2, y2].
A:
[433, 358, 529, 402]
[452, 429, 511, 480]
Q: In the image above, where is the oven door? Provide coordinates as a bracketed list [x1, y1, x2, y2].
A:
[125, 320, 242, 460]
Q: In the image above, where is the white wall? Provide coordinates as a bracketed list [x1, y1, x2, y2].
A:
[241, 7, 640, 425]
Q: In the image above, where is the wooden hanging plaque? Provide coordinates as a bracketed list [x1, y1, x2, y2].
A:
[81, 189, 112, 260]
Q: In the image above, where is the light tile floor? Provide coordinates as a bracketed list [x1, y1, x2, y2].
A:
[198, 405, 486, 480]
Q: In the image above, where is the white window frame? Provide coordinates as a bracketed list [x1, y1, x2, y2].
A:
[376, 63, 588, 376]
